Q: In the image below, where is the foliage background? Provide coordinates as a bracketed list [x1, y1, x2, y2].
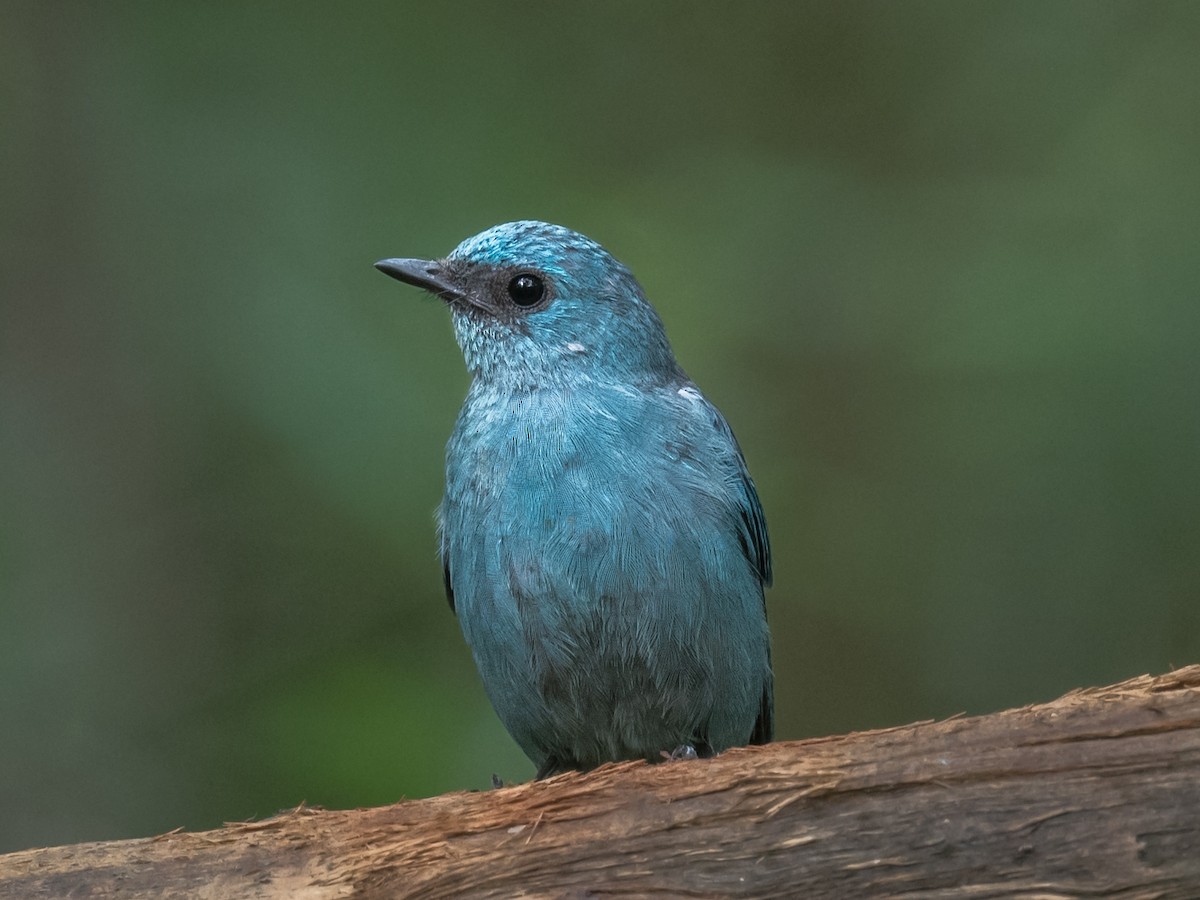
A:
[3, 2, 1198, 852]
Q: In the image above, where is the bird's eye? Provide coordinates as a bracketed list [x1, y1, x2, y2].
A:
[507, 274, 545, 307]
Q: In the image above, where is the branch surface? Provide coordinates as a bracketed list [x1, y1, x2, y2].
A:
[3, 666, 1199, 899]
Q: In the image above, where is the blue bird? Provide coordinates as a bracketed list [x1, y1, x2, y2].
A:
[376, 221, 772, 777]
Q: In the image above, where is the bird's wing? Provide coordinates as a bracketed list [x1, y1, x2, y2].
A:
[441, 527, 456, 613]
[737, 458, 773, 588]
[443, 559, 455, 613]
[707, 401, 772, 588]
[751, 673, 774, 745]
[697, 391, 774, 743]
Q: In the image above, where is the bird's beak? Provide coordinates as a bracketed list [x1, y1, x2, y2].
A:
[374, 258, 469, 304]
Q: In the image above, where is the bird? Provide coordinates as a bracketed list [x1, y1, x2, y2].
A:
[375, 221, 773, 778]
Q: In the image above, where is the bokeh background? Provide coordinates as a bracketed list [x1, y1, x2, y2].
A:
[3, 1, 1199, 853]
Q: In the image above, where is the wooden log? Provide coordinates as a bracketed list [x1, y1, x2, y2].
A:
[2, 666, 1199, 898]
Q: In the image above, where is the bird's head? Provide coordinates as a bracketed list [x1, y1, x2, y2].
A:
[376, 221, 679, 386]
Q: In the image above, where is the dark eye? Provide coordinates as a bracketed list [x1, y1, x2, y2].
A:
[507, 273, 545, 307]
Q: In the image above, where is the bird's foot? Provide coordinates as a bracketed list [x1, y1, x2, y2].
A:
[660, 744, 699, 762]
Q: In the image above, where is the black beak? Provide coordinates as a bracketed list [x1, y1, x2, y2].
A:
[374, 258, 468, 303]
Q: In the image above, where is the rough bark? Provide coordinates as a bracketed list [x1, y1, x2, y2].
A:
[2, 666, 1199, 899]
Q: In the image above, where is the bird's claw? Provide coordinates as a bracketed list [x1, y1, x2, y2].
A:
[661, 744, 699, 762]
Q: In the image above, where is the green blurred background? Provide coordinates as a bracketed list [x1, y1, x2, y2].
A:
[3, 1, 1199, 853]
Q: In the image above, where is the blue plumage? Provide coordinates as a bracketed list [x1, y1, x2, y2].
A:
[376, 222, 772, 776]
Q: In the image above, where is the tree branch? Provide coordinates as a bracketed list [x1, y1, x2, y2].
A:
[3, 666, 1199, 898]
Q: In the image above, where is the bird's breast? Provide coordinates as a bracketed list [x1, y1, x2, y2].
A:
[444, 383, 719, 603]
[450, 386, 642, 500]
